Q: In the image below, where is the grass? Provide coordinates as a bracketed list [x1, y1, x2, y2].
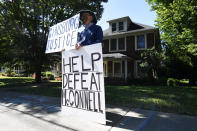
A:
[0, 76, 61, 97]
[0, 76, 35, 87]
[1, 76, 197, 116]
[105, 85, 197, 116]
[9, 82, 62, 97]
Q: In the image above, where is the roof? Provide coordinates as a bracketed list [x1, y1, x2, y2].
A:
[103, 26, 156, 38]
[107, 16, 131, 23]
[103, 53, 131, 59]
[103, 16, 157, 38]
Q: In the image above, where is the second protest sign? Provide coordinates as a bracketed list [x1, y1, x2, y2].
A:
[45, 14, 79, 53]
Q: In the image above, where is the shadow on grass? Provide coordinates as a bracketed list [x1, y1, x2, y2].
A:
[105, 85, 197, 116]
[5, 82, 62, 97]
[1, 76, 197, 116]
[0, 77, 35, 88]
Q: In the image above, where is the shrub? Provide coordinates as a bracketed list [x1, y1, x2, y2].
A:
[41, 72, 46, 77]
[2, 73, 8, 77]
[46, 71, 55, 80]
[10, 72, 16, 77]
[167, 78, 178, 87]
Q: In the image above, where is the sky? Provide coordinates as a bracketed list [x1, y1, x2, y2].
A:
[97, 0, 157, 30]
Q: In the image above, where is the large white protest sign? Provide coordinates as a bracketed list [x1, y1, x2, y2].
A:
[61, 43, 106, 124]
[45, 14, 79, 53]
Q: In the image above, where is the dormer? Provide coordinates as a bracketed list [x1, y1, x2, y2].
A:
[107, 16, 131, 33]
[107, 16, 146, 34]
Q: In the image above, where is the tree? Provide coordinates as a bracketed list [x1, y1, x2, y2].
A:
[146, 0, 197, 85]
[141, 46, 166, 80]
[0, 0, 108, 82]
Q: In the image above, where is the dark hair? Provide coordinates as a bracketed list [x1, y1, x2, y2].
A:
[79, 10, 97, 24]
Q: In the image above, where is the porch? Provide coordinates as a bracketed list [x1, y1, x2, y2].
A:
[103, 53, 133, 84]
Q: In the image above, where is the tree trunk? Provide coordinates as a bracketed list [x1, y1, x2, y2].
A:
[148, 68, 154, 84]
[35, 65, 42, 83]
[187, 53, 197, 86]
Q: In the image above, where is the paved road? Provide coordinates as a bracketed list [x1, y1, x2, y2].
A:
[0, 91, 196, 131]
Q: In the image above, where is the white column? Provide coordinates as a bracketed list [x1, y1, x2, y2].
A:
[124, 60, 128, 81]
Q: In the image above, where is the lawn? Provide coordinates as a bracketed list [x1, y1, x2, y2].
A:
[1, 76, 197, 116]
[0, 76, 35, 88]
[105, 85, 197, 116]
[0, 76, 61, 97]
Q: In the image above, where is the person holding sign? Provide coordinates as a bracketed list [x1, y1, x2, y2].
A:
[75, 10, 103, 50]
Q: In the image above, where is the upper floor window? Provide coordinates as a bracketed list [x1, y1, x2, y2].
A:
[110, 38, 117, 51]
[112, 23, 116, 32]
[118, 38, 125, 50]
[119, 22, 124, 31]
[110, 37, 126, 52]
[135, 34, 147, 50]
[111, 21, 125, 32]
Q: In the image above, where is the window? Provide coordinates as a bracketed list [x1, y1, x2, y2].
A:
[112, 21, 125, 32]
[118, 38, 125, 50]
[110, 37, 126, 52]
[112, 23, 116, 32]
[114, 62, 121, 77]
[119, 22, 124, 31]
[105, 61, 124, 77]
[135, 34, 146, 50]
[110, 39, 117, 51]
[137, 35, 145, 49]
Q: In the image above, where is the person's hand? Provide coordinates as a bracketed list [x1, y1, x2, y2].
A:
[61, 48, 65, 52]
[75, 43, 82, 50]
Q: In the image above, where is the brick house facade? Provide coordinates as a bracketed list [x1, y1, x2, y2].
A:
[102, 16, 160, 83]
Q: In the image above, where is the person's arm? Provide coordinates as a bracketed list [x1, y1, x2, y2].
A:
[78, 37, 85, 46]
[94, 26, 103, 43]
[75, 31, 85, 50]
[77, 31, 85, 45]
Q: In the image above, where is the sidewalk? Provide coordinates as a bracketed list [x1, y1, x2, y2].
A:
[0, 91, 197, 131]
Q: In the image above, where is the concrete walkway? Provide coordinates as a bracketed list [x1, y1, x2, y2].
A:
[0, 91, 197, 131]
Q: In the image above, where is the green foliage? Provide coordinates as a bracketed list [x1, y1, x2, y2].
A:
[42, 71, 54, 80]
[167, 78, 189, 87]
[0, 0, 108, 82]
[9, 72, 17, 77]
[0, 72, 4, 76]
[3, 63, 17, 77]
[167, 78, 178, 87]
[187, 44, 197, 56]
[46, 71, 55, 80]
[141, 46, 166, 79]
[146, 0, 197, 85]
